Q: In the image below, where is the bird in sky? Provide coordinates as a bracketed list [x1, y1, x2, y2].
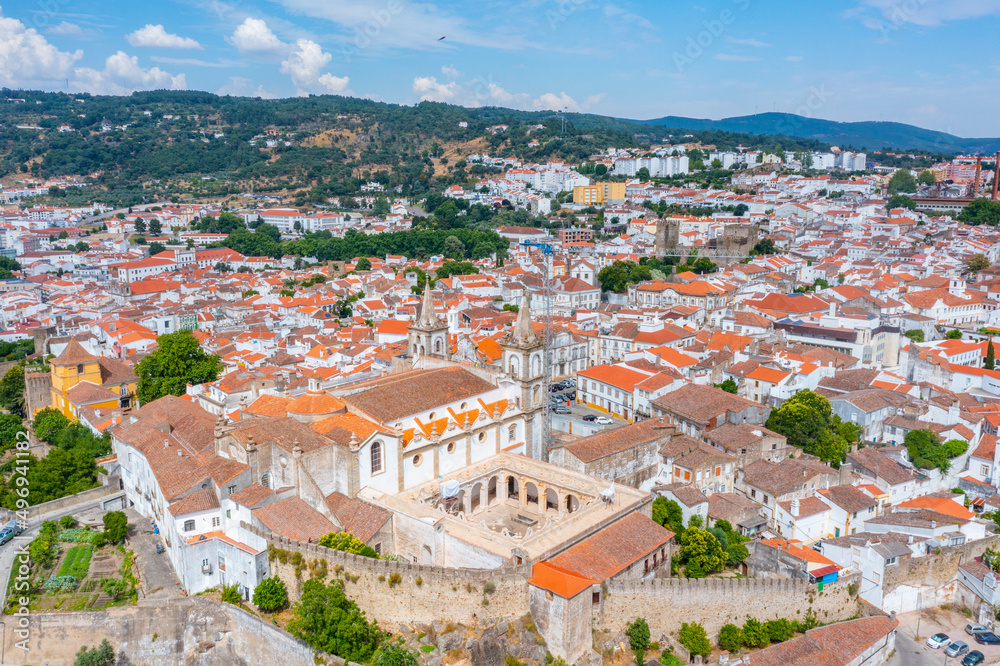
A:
[438, 36, 446, 41]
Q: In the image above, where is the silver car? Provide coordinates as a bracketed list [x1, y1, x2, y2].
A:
[945, 640, 970, 658]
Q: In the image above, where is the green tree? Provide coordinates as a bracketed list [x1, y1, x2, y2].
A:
[253, 576, 289, 612]
[317, 532, 379, 559]
[355, 257, 372, 271]
[886, 194, 916, 211]
[942, 438, 968, 458]
[987, 340, 996, 370]
[692, 257, 718, 274]
[765, 390, 856, 465]
[765, 618, 796, 643]
[0, 413, 25, 452]
[149, 219, 162, 236]
[221, 582, 243, 604]
[436, 260, 479, 280]
[904, 329, 925, 343]
[946, 329, 963, 340]
[752, 238, 776, 255]
[918, 170, 936, 185]
[966, 253, 991, 274]
[904, 429, 950, 472]
[147, 241, 166, 256]
[652, 497, 684, 535]
[597, 260, 652, 293]
[679, 527, 726, 578]
[136, 330, 223, 405]
[287, 578, 381, 661]
[679, 622, 711, 658]
[33, 407, 70, 443]
[74, 639, 116, 666]
[103, 510, 129, 543]
[742, 617, 770, 648]
[887, 170, 917, 194]
[719, 623, 743, 653]
[373, 197, 391, 217]
[443, 235, 467, 259]
[373, 639, 419, 666]
[636, 167, 650, 181]
[133, 218, 146, 233]
[958, 198, 1000, 227]
[0, 364, 26, 416]
[626, 617, 650, 665]
[716, 378, 738, 394]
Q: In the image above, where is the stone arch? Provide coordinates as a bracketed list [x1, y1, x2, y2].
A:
[260, 472, 271, 489]
[525, 482, 539, 507]
[565, 494, 579, 514]
[433, 337, 443, 355]
[531, 353, 541, 376]
[488, 476, 498, 505]
[546, 488, 559, 512]
[471, 482, 483, 513]
[533, 385, 540, 405]
[509, 355, 520, 376]
[507, 475, 519, 499]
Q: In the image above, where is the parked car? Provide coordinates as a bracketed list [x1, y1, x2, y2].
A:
[966, 623, 990, 636]
[553, 407, 571, 414]
[963, 650, 985, 666]
[926, 633, 952, 649]
[582, 414, 598, 422]
[974, 632, 1000, 645]
[945, 640, 970, 658]
[0, 528, 12, 546]
[594, 416, 613, 425]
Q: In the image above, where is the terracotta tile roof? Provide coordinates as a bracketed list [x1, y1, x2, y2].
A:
[253, 497, 338, 543]
[847, 447, 914, 487]
[897, 496, 973, 519]
[168, 488, 220, 516]
[324, 492, 391, 543]
[52, 338, 99, 366]
[818, 485, 878, 513]
[527, 561, 596, 599]
[747, 616, 897, 666]
[287, 390, 346, 417]
[548, 513, 673, 582]
[229, 482, 274, 509]
[246, 394, 293, 418]
[557, 419, 673, 463]
[311, 413, 390, 444]
[343, 367, 497, 424]
[743, 458, 836, 496]
[705, 423, 784, 452]
[777, 496, 829, 519]
[97, 357, 138, 386]
[652, 383, 760, 425]
[66, 381, 119, 406]
[230, 417, 337, 453]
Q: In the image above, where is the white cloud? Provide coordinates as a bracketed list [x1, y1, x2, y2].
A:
[127, 24, 202, 50]
[72, 51, 186, 95]
[858, 0, 1000, 26]
[0, 10, 82, 87]
[533, 92, 580, 112]
[487, 83, 518, 105]
[227, 17, 286, 54]
[413, 75, 459, 102]
[48, 22, 83, 36]
[441, 64, 461, 79]
[217, 76, 276, 98]
[726, 37, 770, 47]
[281, 39, 349, 95]
[151, 56, 245, 68]
[715, 54, 760, 62]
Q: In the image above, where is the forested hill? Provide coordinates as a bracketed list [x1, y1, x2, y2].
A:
[0, 90, 829, 206]
[633, 112, 1000, 154]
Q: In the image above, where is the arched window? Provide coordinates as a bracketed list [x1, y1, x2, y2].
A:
[434, 337, 443, 354]
[531, 354, 541, 376]
[509, 424, 518, 442]
[261, 473, 271, 489]
[509, 355, 520, 376]
[371, 441, 383, 474]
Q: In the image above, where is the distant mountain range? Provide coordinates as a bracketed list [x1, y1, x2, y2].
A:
[627, 112, 1000, 155]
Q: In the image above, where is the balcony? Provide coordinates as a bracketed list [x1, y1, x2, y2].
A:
[202, 564, 213, 574]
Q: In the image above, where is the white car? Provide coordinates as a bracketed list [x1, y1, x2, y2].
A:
[926, 633, 951, 649]
[594, 416, 613, 425]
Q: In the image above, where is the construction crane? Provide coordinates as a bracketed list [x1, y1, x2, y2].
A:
[520, 240, 555, 461]
[994, 151, 1000, 201]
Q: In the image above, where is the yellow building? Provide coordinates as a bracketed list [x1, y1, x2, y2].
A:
[572, 182, 626, 205]
[49, 339, 139, 419]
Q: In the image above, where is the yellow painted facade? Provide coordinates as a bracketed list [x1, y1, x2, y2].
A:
[572, 182, 626, 205]
[47, 341, 138, 419]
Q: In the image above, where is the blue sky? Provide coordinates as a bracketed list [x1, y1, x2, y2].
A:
[2, 0, 999, 137]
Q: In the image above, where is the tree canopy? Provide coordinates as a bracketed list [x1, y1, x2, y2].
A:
[597, 260, 651, 293]
[765, 390, 860, 466]
[136, 330, 223, 405]
[904, 429, 965, 472]
[958, 198, 1000, 227]
[287, 578, 382, 662]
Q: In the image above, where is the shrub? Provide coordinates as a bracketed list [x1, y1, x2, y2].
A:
[678, 622, 711, 658]
[287, 578, 381, 662]
[220, 583, 243, 605]
[742, 617, 770, 648]
[102, 511, 128, 543]
[388, 572, 401, 587]
[252, 577, 288, 612]
[627, 617, 650, 665]
[765, 618, 796, 643]
[317, 531, 378, 558]
[373, 639, 419, 666]
[719, 623, 743, 652]
[60, 515, 77, 529]
[73, 638, 116, 666]
[484, 580, 496, 595]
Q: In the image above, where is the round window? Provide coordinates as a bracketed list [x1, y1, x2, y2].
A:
[478, 432, 486, 442]
[412, 454, 422, 467]
[447, 442, 455, 454]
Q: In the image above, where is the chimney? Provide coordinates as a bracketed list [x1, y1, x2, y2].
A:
[908, 534, 913, 544]
[850, 441, 858, 454]
[163, 439, 169, 449]
[839, 462, 852, 486]
[791, 499, 800, 517]
[931, 521, 937, 529]
[828, 302, 836, 317]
